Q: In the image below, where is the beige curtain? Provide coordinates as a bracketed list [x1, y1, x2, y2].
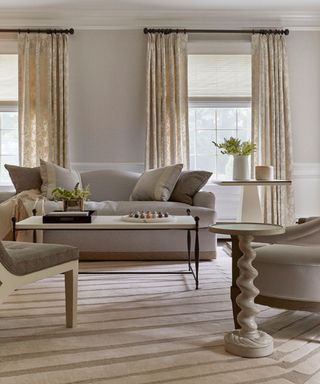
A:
[145, 32, 189, 169]
[252, 34, 295, 225]
[19, 33, 69, 168]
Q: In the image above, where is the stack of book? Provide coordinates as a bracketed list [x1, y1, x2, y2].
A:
[43, 210, 95, 223]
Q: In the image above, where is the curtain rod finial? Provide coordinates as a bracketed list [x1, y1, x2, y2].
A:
[284, 29, 289, 35]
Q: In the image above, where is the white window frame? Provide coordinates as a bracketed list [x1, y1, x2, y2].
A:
[0, 102, 19, 190]
[189, 98, 251, 181]
[0, 42, 19, 190]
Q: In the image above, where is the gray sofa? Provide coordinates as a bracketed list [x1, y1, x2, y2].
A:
[43, 169, 217, 260]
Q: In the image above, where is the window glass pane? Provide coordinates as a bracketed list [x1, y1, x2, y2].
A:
[0, 111, 19, 185]
[237, 129, 251, 142]
[196, 130, 216, 155]
[189, 130, 196, 155]
[189, 108, 195, 131]
[217, 108, 236, 130]
[195, 154, 216, 173]
[195, 108, 215, 130]
[237, 108, 251, 129]
[0, 55, 18, 101]
[217, 155, 233, 180]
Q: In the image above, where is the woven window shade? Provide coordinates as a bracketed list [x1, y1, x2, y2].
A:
[188, 54, 251, 98]
[0, 54, 18, 101]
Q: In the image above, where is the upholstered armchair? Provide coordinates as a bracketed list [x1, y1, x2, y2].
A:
[254, 217, 320, 246]
[0, 241, 79, 328]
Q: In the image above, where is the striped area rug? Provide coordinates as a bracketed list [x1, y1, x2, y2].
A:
[0, 248, 320, 384]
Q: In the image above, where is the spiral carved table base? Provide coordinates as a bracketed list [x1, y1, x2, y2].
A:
[225, 234, 273, 358]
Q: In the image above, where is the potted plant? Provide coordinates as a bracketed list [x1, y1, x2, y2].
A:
[52, 183, 90, 211]
[212, 137, 256, 180]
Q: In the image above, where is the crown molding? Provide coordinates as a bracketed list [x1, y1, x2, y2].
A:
[0, 10, 320, 30]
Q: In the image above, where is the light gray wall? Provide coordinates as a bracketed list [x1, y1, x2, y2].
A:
[287, 31, 320, 163]
[68, 29, 320, 217]
[69, 30, 146, 164]
[69, 29, 320, 165]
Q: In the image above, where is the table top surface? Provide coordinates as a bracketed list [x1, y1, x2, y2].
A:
[209, 222, 285, 236]
[15, 215, 198, 230]
[213, 180, 291, 186]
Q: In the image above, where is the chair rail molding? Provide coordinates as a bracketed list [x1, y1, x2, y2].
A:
[293, 162, 320, 179]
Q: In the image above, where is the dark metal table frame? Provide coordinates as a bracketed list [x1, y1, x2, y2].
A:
[12, 209, 201, 289]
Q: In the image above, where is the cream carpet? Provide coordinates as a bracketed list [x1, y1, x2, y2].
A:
[1, 249, 320, 384]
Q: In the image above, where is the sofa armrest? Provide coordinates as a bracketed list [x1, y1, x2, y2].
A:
[192, 191, 215, 209]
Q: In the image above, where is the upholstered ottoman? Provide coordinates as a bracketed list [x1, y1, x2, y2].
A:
[254, 244, 320, 303]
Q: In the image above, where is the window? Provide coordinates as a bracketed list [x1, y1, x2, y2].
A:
[0, 54, 18, 186]
[188, 54, 251, 180]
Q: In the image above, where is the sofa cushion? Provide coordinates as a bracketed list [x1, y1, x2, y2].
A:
[81, 170, 140, 201]
[40, 159, 82, 199]
[130, 164, 183, 202]
[5, 164, 42, 193]
[170, 171, 212, 205]
[0, 241, 78, 276]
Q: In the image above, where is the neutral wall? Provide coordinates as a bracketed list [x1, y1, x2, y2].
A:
[287, 31, 320, 217]
[288, 31, 320, 164]
[68, 29, 320, 218]
[69, 30, 146, 165]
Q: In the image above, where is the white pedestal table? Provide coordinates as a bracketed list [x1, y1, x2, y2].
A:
[209, 222, 285, 358]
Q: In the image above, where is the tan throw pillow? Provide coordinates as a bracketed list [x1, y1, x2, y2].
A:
[5, 164, 42, 194]
[40, 159, 82, 198]
[130, 164, 183, 201]
[170, 171, 212, 205]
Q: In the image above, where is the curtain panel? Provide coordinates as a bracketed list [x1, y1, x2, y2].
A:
[19, 33, 69, 168]
[252, 34, 295, 225]
[145, 32, 189, 169]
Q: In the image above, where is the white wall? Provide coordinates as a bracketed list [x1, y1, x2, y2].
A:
[69, 30, 146, 170]
[68, 29, 320, 219]
[288, 31, 320, 218]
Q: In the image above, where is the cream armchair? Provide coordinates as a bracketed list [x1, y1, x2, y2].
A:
[254, 217, 320, 246]
[230, 218, 320, 328]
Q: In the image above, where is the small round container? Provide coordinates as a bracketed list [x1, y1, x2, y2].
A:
[255, 165, 274, 180]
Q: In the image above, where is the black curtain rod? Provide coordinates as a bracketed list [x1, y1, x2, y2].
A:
[0, 28, 74, 34]
[144, 28, 289, 35]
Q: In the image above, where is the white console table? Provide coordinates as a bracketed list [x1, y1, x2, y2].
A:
[213, 180, 291, 222]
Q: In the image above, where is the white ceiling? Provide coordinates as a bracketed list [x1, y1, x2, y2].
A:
[0, 0, 320, 29]
[0, 0, 320, 11]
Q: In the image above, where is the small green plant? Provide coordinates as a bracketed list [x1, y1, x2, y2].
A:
[52, 183, 90, 201]
[212, 137, 256, 156]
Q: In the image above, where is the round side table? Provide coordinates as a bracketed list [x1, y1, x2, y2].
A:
[209, 223, 285, 358]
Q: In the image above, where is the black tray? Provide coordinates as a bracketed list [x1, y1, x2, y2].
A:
[43, 210, 95, 224]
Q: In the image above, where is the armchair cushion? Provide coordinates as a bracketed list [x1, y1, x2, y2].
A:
[0, 241, 78, 276]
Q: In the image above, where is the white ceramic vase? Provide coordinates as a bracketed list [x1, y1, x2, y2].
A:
[233, 155, 250, 180]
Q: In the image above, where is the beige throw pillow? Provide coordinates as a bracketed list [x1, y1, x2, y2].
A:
[5, 164, 42, 193]
[170, 171, 212, 205]
[130, 164, 183, 201]
[40, 159, 82, 198]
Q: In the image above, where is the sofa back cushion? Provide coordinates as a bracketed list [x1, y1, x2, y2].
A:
[81, 170, 140, 201]
[129, 164, 183, 202]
